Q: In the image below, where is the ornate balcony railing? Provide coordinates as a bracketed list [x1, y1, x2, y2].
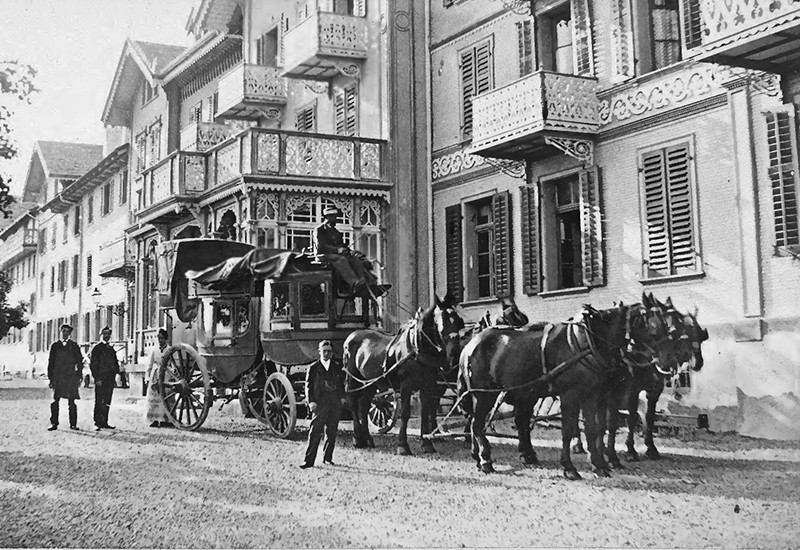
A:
[688, 0, 800, 68]
[139, 152, 207, 211]
[470, 71, 599, 158]
[282, 11, 368, 80]
[216, 63, 287, 118]
[180, 122, 237, 152]
[98, 236, 134, 278]
[0, 228, 37, 268]
[205, 128, 385, 188]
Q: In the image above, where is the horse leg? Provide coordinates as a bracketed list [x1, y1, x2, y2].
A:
[514, 396, 538, 465]
[583, 396, 611, 478]
[420, 388, 437, 454]
[395, 386, 413, 455]
[559, 395, 581, 480]
[624, 389, 640, 462]
[644, 388, 662, 459]
[572, 431, 586, 454]
[604, 388, 624, 469]
[471, 395, 495, 473]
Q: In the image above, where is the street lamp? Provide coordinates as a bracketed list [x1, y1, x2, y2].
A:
[91, 287, 102, 307]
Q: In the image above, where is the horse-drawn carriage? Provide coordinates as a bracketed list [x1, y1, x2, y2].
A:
[153, 238, 397, 436]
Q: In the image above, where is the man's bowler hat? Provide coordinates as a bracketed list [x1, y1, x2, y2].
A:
[60, 324, 73, 332]
[101, 326, 112, 334]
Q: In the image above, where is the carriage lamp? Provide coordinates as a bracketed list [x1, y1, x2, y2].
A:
[91, 287, 102, 306]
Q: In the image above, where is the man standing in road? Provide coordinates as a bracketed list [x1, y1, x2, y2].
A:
[47, 324, 84, 431]
[90, 326, 120, 431]
[300, 340, 346, 469]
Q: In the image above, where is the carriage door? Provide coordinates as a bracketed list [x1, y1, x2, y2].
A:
[207, 296, 255, 354]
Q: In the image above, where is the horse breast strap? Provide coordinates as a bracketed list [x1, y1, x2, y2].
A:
[540, 323, 555, 373]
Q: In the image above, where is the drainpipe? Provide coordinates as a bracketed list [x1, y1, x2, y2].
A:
[424, 0, 434, 304]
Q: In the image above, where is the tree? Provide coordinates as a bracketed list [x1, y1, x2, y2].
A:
[1, 60, 38, 218]
[0, 271, 28, 340]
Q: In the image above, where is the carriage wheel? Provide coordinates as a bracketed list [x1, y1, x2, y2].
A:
[368, 384, 398, 434]
[263, 372, 296, 438]
[159, 344, 211, 431]
[241, 364, 269, 425]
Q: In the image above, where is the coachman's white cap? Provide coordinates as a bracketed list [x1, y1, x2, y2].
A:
[318, 340, 333, 350]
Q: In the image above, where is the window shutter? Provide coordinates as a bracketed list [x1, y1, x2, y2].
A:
[579, 167, 604, 287]
[766, 108, 800, 248]
[642, 149, 670, 275]
[460, 47, 476, 139]
[345, 85, 358, 136]
[475, 41, 493, 95]
[517, 19, 534, 77]
[610, 0, 635, 80]
[519, 185, 541, 295]
[445, 204, 464, 304]
[570, 0, 594, 76]
[492, 191, 513, 298]
[681, 0, 704, 50]
[334, 89, 346, 135]
[354, 0, 366, 17]
[665, 144, 694, 270]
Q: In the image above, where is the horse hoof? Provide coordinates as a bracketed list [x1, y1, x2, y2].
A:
[645, 449, 661, 460]
[624, 451, 639, 462]
[563, 469, 582, 481]
[353, 441, 369, 449]
[593, 468, 612, 478]
[608, 460, 624, 470]
[396, 446, 413, 456]
[520, 453, 539, 465]
[481, 463, 495, 474]
[572, 443, 586, 455]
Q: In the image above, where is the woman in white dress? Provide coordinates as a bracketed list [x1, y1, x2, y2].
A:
[146, 329, 170, 427]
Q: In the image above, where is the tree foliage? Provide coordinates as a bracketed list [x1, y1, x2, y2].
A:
[0, 270, 29, 340]
[1, 61, 39, 218]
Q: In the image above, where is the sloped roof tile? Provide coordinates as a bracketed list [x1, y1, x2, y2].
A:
[133, 41, 186, 73]
[36, 141, 104, 177]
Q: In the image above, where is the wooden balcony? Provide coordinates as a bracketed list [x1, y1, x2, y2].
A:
[136, 152, 207, 225]
[688, 0, 800, 71]
[98, 236, 134, 279]
[281, 11, 368, 80]
[206, 128, 386, 189]
[216, 63, 287, 118]
[0, 228, 37, 268]
[469, 71, 599, 161]
[180, 122, 236, 152]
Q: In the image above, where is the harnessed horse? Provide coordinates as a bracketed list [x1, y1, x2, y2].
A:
[343, 295, 464, 454]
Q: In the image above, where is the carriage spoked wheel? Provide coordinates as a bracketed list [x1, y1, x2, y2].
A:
[240, 364, 268, 424]
[158, 344, 211, 431]
[368, 383, 398, 434]
[262, 372, 296, 438]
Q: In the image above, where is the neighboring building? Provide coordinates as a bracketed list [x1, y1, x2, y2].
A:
[428, 0, 800, 438]
[100, 0, 428, 365]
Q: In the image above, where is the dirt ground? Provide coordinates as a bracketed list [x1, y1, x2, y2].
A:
[1, 381, 799, 549]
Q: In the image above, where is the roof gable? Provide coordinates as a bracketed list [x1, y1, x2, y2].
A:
[21, 141, 103, 202]
[0, 197, 38, 239]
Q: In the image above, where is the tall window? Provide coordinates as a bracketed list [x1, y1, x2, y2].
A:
[256, 28, 279, 66]
[517, 19, 534, 77]
[50, 266, 55, 294]
[119, 171, 128, 205]
[640, 142, 698, 277]
[535, 0, 593, 76]
[87, 195, 94, 224]
[135, 132, 147, 174]
[766, 108, 800, 249]
[73, 204, 81, 235]
[295, 103, 317, 132]
[101, 181, 112, 215]
[459, 38, 493, 140]
[63, 213, 69, 243]
[334, 84, 358, 136]
[541, 175, 583, 289]
[148, 122, 162, 167]
[141, 81, 159, 105]
[651, 0, 681, 69]
[86, 255, 93, 288]
[71, 254, 79, 288]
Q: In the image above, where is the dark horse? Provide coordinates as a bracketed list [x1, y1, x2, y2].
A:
[344, 295, 464, 454]
[459, 303, 679, 479]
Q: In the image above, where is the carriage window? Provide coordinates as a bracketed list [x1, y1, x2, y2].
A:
[213, 302, 233, 336]
[272, 283, 291, 318]
[300, 282, 327, 317]
[237, 302, 250, 334]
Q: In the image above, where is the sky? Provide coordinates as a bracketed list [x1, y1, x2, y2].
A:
[0, 0, 198, 196]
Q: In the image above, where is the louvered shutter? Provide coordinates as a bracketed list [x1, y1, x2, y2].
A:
[493, 191, 513, 298]
[766, 107, 800, 247]
[517, 19, 534, 77]
[353, 0, 366, 16]
[519, 185, 541, 295]
[610, 0, 634, 80]
[460, 47, 476, 139]
[642, 149, 670, 276]
[445, 205, 463, 304]
[681, 0, 704, 50]
[666, 144, 694, 270]
[334, 89, 346, 135]
[579, 167, 604, 287]
[570, 0, 594, 76]
[345, 85, 358, 136]
[296, 106, 316, 132]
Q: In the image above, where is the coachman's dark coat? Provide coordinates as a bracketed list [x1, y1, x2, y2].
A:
[47, 340, 83, 400]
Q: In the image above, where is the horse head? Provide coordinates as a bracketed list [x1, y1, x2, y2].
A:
[431, 294, 466, 372]
[496, 297, 529, 327]
[623, 293, 686, 376]
[580, 303, 630, 368]
[649, 294, 709, 372]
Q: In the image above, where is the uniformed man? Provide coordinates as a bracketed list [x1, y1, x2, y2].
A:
[90, 326, 120, 431]
[47, 324, 84, 431]
[314, 206, 377, 297]
[300, 340, 347, 469]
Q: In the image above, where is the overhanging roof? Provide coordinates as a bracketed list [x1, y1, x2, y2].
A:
[160, 32, 242, 87]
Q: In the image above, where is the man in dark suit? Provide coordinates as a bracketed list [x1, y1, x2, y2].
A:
[47, 324, 84, 431]
[90, 326, 120, 431]
[300, 340, 347, 469]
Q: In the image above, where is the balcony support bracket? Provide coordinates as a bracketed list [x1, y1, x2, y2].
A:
[185, 204, 205, 229]
[544, 137, 594, 165]
[483, 157, 526, 180]
[333, 61, 361, 80]
[256, 107, 283, 120]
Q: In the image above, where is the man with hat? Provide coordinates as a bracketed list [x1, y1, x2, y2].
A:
[90, 326, 120, 430]
[300, 340, 347, 469]
[47, 324, 84, 431]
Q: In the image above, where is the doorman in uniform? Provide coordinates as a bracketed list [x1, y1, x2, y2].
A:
[47, 324, 84, 431]
[90, 326, 120, 430]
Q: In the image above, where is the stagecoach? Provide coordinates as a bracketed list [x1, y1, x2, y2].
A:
[154, 238, 397, 437]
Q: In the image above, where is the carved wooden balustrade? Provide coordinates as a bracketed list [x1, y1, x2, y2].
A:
[216, 63, 287, 118]
[0, 228, 38, 267]
[179, 122, 237, 152]
[281, 11, 368, 80]
[470, 70, 599, 159]
[139, 152, 207, 211]
[700, 0, 800, 43]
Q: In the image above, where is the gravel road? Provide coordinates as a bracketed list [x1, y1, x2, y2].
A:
[1, 382, 799, 548]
